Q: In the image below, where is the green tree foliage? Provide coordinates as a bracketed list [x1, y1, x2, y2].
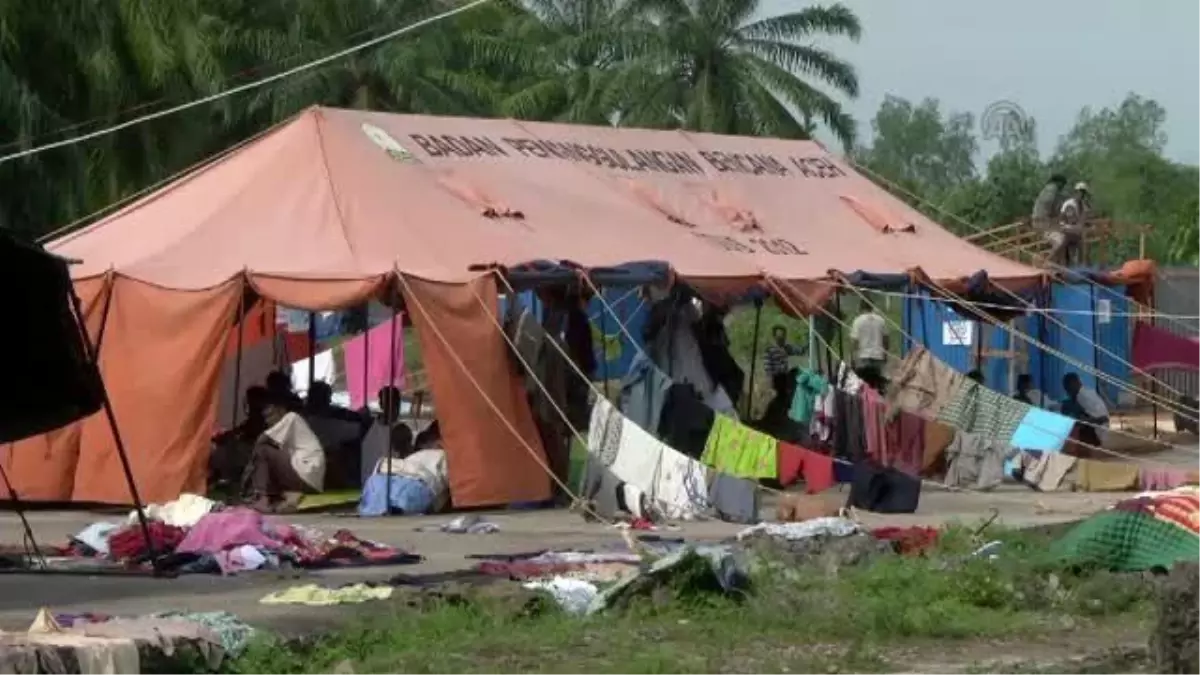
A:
[0, 0, 863, 238]
[855, 93, 1199, 264]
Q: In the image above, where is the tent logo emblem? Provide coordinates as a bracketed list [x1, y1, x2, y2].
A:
[361, 123, 418, 163]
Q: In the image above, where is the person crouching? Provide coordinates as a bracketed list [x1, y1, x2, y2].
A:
[242, 391, 326, 513]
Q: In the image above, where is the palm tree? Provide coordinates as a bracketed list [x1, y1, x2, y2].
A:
[611, 0, 861, 146]
[239, 0, 515, 120]
[480, 0, 637, 124]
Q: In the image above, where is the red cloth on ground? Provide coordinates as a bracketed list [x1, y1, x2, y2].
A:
[779, 442, 835, 494]
[777, 442, 803, 487]
[882, 410, 925, 476]
[106, 522, 185, 561]
[1132, 322, 1199, 371]
[871, 526, 939, 556]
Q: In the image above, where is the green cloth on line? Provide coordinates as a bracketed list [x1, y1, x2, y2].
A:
[701, 414, 777, 479]
[1049, 494, 1199, 572]
[787, 369, 829, 426]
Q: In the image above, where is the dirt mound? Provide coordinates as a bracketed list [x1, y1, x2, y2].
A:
[1151, 561, 1198, 673]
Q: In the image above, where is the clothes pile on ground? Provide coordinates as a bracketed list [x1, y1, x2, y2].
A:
[260, 583, 394, 606]
[501, 542, 750, 616]
[0, 608, 253, 673]
[734, 517, 941, 566]
[1050, 485, 1199, 572]
[60, 498, 419, 575]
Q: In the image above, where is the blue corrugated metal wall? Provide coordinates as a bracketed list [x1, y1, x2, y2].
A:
[902, 283, 1131, 404]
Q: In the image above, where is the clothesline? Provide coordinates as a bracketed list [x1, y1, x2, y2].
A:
[819, 275, 1197, 424]
[765, 276, 1197, 471]
[842, 285, 1200, 322]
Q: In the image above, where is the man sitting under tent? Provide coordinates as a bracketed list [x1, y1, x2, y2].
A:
[1061, 372, 1110, 453]
[210, 385, 270, 487]
[358, 420, 449, 516]
[303, 381, 366, 488]
[243, 391, 327, 513]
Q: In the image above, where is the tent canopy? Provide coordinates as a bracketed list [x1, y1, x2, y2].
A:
[8, 107, 1048, 507]
[51, 106, 1041, 294]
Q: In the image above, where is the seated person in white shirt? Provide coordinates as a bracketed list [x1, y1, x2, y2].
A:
[359, 420, 449, 515]
[243, 391, 326, 513]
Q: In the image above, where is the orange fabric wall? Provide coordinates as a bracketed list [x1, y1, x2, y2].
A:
[1, 277, 108, 501]
[402, 274, 552, 507]
[70, 278, 240, 503]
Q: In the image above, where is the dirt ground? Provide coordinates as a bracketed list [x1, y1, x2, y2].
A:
[0, 486, 1129, 636]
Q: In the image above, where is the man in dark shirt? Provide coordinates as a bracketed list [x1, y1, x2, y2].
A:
[764, 325, 805, 392]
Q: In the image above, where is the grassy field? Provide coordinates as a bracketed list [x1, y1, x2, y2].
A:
[215, 526, 1156, 674]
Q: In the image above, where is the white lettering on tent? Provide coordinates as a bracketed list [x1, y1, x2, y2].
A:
[361, 124, 418, 163]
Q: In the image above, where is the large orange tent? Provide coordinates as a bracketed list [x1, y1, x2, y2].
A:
[2, 106, 1041, 506]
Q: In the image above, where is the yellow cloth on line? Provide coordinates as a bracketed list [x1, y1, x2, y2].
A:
[700, 415, 777, 479]
[260, 583, 393, 606]
[1077, 459, 1140, 492]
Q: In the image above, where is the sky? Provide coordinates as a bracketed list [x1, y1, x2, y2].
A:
[776, 0, 1200, 164]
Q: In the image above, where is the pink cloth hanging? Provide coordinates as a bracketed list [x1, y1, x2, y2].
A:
[860, 386, 888, 464]
[344, 314, 406, 409]
[1132, 322, 1199, 371]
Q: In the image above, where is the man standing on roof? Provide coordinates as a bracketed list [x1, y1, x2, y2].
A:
[1031, 174, 1068, 264]
[1057, 181, 1091, 266]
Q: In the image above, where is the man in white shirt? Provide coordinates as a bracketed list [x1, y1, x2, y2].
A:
[243, 392, 326, 513]
[849, 306, 889, 390]
[361, 420, 450, 515]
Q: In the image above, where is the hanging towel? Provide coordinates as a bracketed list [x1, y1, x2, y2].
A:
[882, 409, 925, 477]
[1132, 322, 1200, 371]
[701, 415, 777, 479]
[921, 419, 957, 475]
[343, 315, 405, 410]
[1011, 407, 1075, 453]
[653, 447, 710, 520]
[1021, 451, 1078, 491]
[586, 398, 624, 467]
[943, 431, 1015, 491]
[618, 354, 673, 434]
[886, 348, 965, 420]
[937, 379, 1027, 444]
[788, 370, 829, 425]
[608, 414, 665, 496]
[861, 386, 888, 463]
[1077, 459, 1141, 492]
[708, 473, 759, 524]
[790, 444, 834, 494]
[777, 442, 803, 487]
